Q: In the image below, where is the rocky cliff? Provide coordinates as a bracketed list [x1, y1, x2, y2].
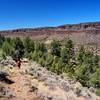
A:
[0, 22, 100, 44]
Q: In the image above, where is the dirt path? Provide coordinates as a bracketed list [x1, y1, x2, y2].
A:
[8, 70, 35, 100]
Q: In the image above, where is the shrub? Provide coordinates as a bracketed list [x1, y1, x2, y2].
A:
[38, 57, 45, 67]
[96, 88, 100, 96]
[89, 68, 100, 88]
[1, 52, 6, 59]
[31, 51, 39, 61]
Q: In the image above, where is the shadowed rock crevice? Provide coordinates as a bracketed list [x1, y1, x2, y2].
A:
[0, 72, 14, 84]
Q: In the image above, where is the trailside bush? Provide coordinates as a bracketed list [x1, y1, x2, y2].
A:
[38, 56, 45, 67]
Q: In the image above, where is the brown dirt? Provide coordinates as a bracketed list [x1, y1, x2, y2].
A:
[7, 71, 36, 100]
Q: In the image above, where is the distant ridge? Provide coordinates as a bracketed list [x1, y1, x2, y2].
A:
[0, 22, 100, 32]
[0, 22, 100, 45]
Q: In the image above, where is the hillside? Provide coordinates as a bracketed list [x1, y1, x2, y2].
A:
[0, 57, 100, 100]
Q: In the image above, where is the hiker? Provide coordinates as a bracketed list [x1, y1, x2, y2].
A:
[15, 58, 21, 69]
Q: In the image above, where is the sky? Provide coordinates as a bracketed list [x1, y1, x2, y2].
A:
[0, 0, 100, 30]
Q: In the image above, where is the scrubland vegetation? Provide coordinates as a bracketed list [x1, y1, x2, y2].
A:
[0, 34, 100, 96]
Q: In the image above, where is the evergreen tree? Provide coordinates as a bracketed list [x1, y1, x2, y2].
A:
[50, 56, 59, 73]
[24, 36, 34, 53]
[51, 40, 61, 57]
[77, 45, 85, 64]
[2, 41, 11, 55]
[55, 58, 65, 74]
[0, 34, 5, 47]
[12, 37, 25, 60]
[39, 43, 47, 53]
[45, 53, 54, 67]
[89, 68, 100, 88]
[61, 47, 69, 63]
[32, 50, 39, 61]
[38, 56, 45, 67]
[75, 64, 89, 86]
[64, 39, 75, 63]
[34, 41, 41, 51]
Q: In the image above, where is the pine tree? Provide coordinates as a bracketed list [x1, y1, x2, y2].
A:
[77, 45, 85, 64]
[45, 53, 54, 67]
[34, 41, 41, 51]
[0, 34, 5, 47]
[24, 36, 34, 53]
[55, 58, 65, 74]
[12, 37, 25, 60]
[50, 56, 59, 73]
[51, 40, 61, 57]
[75, 64, 89, 86]
[61, 47, 69, 63]
[2, 41, 11, 55]
[64, 39, 75, 63]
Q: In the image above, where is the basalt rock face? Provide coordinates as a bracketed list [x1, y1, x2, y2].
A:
[57, 22, 100, 30]
[0, 22, 100, 44]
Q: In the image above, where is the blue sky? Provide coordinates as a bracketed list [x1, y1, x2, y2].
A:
[0, 0, 100, 30]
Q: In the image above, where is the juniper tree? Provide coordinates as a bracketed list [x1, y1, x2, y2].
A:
[51, 40, 61, 57]
[2, 41, 11, 55]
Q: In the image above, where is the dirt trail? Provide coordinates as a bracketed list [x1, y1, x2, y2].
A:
[6, 69, 32, 99]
